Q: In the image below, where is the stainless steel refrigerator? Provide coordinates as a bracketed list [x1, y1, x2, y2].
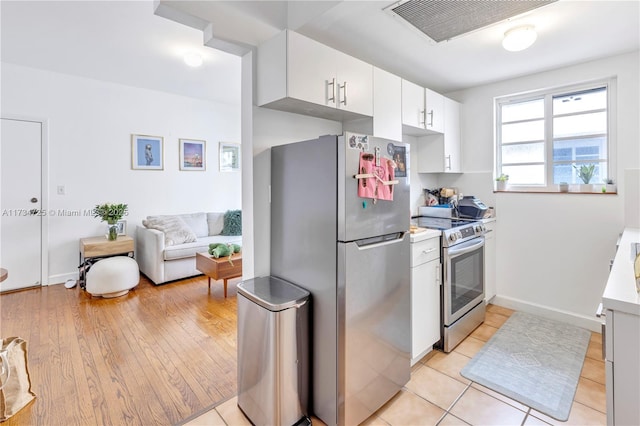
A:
[271, 133, 410, 426]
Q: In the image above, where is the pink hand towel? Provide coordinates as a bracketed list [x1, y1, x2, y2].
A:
[376, 159, 395, 201]
[357, 152, 376, 199]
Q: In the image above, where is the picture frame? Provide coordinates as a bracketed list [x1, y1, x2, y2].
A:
[219, 142, 240, 172]
[179, 139, 206, 171]
[132, 134, 163, 170]
[391, 145, 407, 178]
[116, 220, 127, 236]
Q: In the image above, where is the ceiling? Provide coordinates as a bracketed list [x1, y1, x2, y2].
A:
[1, 1, 639, 105]
[0, 1, 241, 105]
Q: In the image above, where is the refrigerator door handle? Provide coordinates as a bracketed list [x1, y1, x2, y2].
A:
[354, 233, 406, 250]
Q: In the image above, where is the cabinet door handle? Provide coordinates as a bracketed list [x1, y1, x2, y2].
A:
[420, 110, 426, 126]
[327, 78, 336, 103]
[427, 110, 434, 127]
[340, 81, 347, 106]
[422, 248, 436, 255]
[446, 155, 452, 170]
[436, 264, 440, 285]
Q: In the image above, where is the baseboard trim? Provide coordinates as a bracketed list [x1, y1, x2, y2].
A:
[491, 295, 602, 333]
[48, 271, 78, 286]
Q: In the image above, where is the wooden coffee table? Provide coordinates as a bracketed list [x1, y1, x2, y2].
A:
[195, 252, 242, 297]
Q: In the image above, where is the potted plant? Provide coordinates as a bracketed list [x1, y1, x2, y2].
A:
[602, 178, 616, 193]
[93, 203, 128, 240]
[573, 164, 596, 192]
[495, 173, 509, 191]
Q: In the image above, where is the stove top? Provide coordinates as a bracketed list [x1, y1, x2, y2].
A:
[415, 216, 486, 247]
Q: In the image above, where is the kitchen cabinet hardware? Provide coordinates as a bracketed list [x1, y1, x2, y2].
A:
[340, 82, 347, 105]
[327, 78, 336, 103]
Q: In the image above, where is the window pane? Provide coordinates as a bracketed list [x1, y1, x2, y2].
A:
[502, 164, 545, 185]
[553, 164, 573, 184]
[502, 142, 544, 163]
[553, 136, 607, 161]
[553, 112, 606, 138]
[502, 98, 544, 122]
[502, 120, 544, 143]
[553, 87, 606, 115]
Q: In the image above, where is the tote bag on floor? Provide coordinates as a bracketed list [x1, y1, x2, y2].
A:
[0, 337, 36, 422]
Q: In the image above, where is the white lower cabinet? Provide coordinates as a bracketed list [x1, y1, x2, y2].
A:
[602, 228, 640, 426]
[410, 235, 441, 365]
[605, 309, 640, 426]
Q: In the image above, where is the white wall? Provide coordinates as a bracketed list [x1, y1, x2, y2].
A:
[1, 63, 242, 284]
[251, 107, 342, 277]
[450, 51, 639, 330]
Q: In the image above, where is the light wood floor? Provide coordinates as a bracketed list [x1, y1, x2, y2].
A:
[0, 275, 239, 426]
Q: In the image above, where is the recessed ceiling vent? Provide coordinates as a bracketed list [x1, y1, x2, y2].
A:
[387, 0, 557, 43]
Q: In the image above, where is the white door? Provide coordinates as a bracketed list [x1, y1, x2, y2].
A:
[1, 118, 42, 292]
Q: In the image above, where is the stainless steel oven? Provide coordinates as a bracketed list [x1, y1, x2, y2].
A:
[416, 216, 486, 352]
[442, 234, 485, 352]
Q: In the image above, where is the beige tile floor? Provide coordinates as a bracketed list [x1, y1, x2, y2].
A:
[185, 305, 606, 426]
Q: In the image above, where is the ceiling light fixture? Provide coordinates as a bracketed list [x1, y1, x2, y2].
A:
[502, 25, 537, 52]
[183, 52, 203, 67]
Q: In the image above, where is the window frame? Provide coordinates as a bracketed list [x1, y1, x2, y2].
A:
[495, 78, 616, 192]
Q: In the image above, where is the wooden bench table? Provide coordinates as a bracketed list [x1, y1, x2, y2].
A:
[195, 252, 242, 297]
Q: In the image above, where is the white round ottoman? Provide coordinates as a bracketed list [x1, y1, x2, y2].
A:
[86, 256, 139, 298]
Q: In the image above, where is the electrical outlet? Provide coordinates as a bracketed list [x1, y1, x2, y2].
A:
[57, 185, 65, 195]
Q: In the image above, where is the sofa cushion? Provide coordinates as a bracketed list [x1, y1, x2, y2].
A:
[163, 235, 242, 261]
[179, 212, 209, 238]
[221, 210, 242, 236]
[143, 216, 197, 246]
[207, 212, 224, 236]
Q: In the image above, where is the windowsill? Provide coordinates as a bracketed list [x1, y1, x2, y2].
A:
[494, 189, 618, 195]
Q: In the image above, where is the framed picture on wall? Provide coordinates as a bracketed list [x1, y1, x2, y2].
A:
[219, 142, 240, 172]
[132, 134, 163, 170]
[179, 139, 206, 171]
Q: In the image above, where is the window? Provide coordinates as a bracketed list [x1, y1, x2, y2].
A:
[496, 80, 614, 191]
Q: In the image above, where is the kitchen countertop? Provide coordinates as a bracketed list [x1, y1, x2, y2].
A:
[602, 228, 640, 316]
[410, 228, 441, 243]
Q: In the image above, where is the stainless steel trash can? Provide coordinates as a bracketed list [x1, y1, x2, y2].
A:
[237, 276, 310, 426]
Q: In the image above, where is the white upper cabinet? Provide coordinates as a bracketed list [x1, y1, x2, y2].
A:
[425, 88, 445, 133]
[372, 67, 402, 142]
[417, 97, 462, 173]
[401, 79, 425, 131]
[258, 30, 373, 121]
[402, 80, 445, 135]
[287, 30, 337, 109]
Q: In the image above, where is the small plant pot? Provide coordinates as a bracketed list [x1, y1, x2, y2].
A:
[496, 181, 508, 191]
[559, 183, 569, 192]
[580, 184, 594, 193]
[604, 184, 617, 193]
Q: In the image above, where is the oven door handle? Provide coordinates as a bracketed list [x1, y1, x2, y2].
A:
[446, 237, 485, 257]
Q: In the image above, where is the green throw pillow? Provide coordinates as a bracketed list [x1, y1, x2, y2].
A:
[221, 210, 242, 236]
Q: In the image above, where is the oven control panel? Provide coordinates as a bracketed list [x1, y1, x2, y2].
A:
[442, 222, 486, 247]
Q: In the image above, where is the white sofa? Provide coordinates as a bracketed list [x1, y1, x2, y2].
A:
[136, 212, 241, 285]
